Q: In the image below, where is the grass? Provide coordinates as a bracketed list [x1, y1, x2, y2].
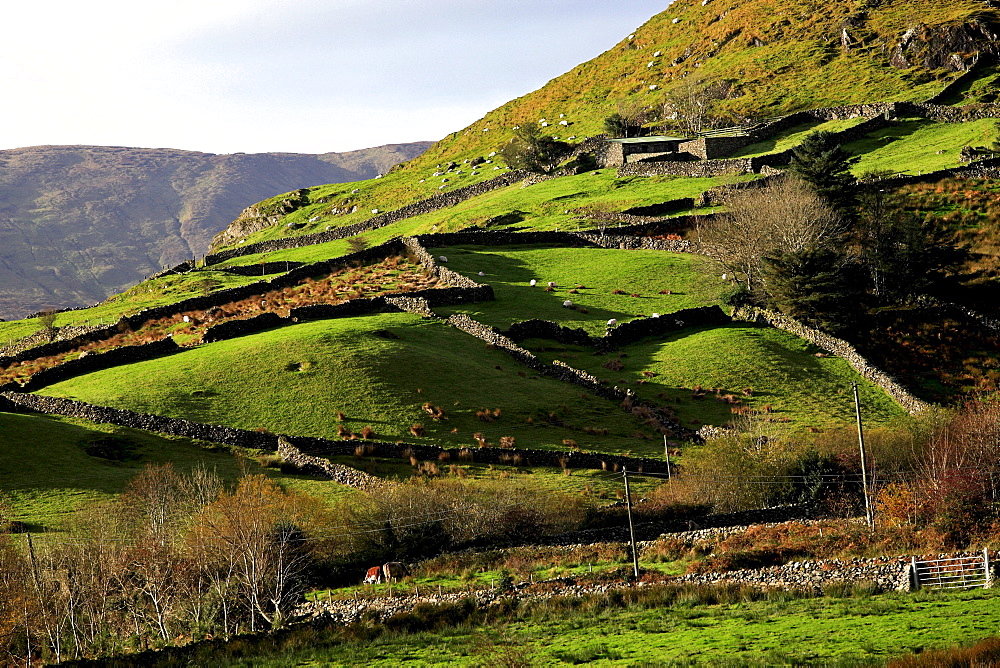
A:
[222, 169, 745, 251]
[432, 245, 724, 335]
[35, 312, 667, 456]
[728, 118, 867, 158]
[847, 118, 1000, 176]
[122, 585, 1000, 666]
[382, 170, 751, 234]
[0, 270, 263, 348]
[0, 411, 358, 530]
[530, 323, 907, 430]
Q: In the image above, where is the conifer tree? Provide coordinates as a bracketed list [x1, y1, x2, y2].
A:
[788, 130, 857, 215]
[762, 244, 863, 333]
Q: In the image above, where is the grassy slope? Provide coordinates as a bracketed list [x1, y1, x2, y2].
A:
[432, 245, 723, 335]
[0, 411, 358, 529]
[728, 118, 865, 158]
[847, 117, 1000, 175]
[35, 313, 667, 456]
[210, 0, 989, 253]
[533, 324, 905, 429]
[0, 270, 263, 346]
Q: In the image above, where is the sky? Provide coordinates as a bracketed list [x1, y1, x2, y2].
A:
[2, 0, 671, 155]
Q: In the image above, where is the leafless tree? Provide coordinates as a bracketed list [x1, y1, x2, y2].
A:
[700, 175, 844, 295]
[661, 77, 735, 135]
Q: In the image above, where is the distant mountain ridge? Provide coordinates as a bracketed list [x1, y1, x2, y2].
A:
[0, 142, 431, 320]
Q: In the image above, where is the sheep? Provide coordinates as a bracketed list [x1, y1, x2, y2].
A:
[563, 300, 573, 308]
[371, 209, 379, 214]
[607, 319, 618, 327]
[654, 50, 662, 57]
[529, 279, 537, 286]
[547, 281, 557, 288]
[309, 216, 319, 222]
[438, 256, 448, 263]
[541, 122, 549, 127]
[559, 120, 569, 126]
[651, 313, 661, 318]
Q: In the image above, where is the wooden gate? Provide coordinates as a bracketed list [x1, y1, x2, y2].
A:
[910, 550, 992, 590]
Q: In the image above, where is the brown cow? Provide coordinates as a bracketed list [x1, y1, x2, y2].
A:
[382, 561, 410, 582]
[363, 565, 383, 584]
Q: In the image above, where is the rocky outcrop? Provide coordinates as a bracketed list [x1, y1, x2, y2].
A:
[890, 21, 999, 71]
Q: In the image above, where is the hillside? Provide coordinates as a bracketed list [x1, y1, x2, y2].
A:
[209, 0, 1000, 251]
[0, 142, 431, 320]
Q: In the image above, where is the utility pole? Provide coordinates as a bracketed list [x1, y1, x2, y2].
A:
[852, 382, 873, 529]
[623, 468, 640, 580]
[663, 435, 672, 480]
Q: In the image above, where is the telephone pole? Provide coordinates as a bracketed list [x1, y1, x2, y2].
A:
[623, 468, 640, 580]
[852, 382, 873, 529]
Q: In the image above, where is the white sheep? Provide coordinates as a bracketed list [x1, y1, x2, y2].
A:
[438, 256, 448, 263]
[478, 271, 485, 276]
[529, 279, 537, 286]
[371, 209, 379, 214]
[607, 319, 618, 327]
[559, 120, 569, 126]
[547, 281, 557, 288]
[352, 189, 360, 193]
[563, 300, 573, 308]
[651, 313, 661, 318]
[541, 122, 549, 127]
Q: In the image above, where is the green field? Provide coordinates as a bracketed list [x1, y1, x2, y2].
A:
[728, 117, 867, 159]
[847, 118, 1000, 176]
[433, 245, 723, 335]
[35, 312, 667, 455]
[0, 270, 264, 347]
[141, 586, 1000, 666]
[0, 411, 361, 529]
[531, 324, 906, 429]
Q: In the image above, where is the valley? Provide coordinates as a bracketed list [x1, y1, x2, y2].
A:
[4, 0, 1000, 665]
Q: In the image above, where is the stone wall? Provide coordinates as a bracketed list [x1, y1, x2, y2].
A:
[679, 135, 753, 160]
[618, 157, 756, 178]
[204, 170, 531, 266]
[216, 260, 305, 276]
[601, 306, 730, 350]
[18, 338, 181, 391]
[0, 391, 675, 474]
[733, 307, 931, 414]
[622, 198, 697, 216]
[675, 555, 913, 591]
[443, 313, 693, 440]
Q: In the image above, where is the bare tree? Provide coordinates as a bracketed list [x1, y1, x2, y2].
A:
[701, 176, 844, 295]
[661, 77, 735, 135]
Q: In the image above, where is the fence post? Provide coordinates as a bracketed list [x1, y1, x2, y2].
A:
[986, 549, 992, 588]
[910, 556, 919, 591]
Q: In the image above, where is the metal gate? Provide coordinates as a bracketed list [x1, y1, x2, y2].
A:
[910, 550, 992, 590]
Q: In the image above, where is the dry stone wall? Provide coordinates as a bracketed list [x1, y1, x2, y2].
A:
[733, 306, 931, 413]
[204, 170, 531, 266]
[675, 555, 912, 591]
[18, 338, 181, 391]
[0, 391, 674, 474]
